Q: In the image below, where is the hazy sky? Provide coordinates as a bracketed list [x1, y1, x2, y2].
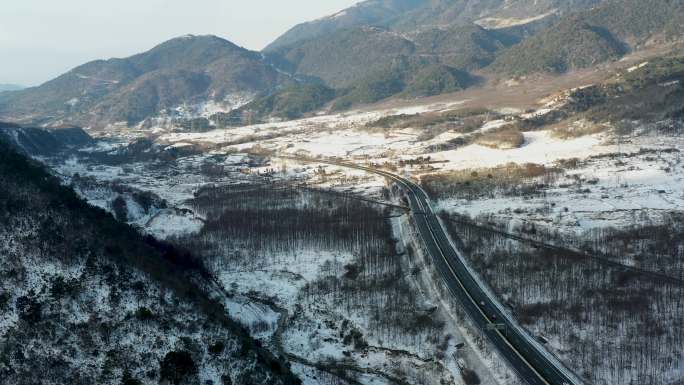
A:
[0, 0, 360, 86]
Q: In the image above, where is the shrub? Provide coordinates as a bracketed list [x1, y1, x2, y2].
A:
[475, 127, 524, 149]
[208, 341, 225, 356]
[551, 121, 608, 139]
[135, 307, 155, 321]
[160, 350, 197, 385]
[461, 368, 481, 385]
[112, 196, 128, 222]
[121, 370, 142, 385]
[15, 295, 42, 323]
[0, 292, 10, 310]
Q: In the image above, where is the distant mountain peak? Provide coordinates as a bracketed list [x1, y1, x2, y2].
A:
[147, 33, 243, 52]
[0, 34, 291, 129]
[169, 33, 230, 42]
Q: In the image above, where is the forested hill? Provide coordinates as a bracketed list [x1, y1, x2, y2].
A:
[264, 0, 604, 52]
[0, 35, 292, 129]
[0, 136, 301, 385]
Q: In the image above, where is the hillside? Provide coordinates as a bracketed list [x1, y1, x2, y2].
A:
[259, 0, 621, 114]
[268, 23, 504, 82]
[265, 23, 503, 112]
[265, 0, 604, 51]
[245, 53, 475, 118]
[0, 122, 93, 156]
[490, 17, 627, 75]
[331, 62, 475, 111]
[0, 133, 301, 385]
[492, 0, 684, 75]
[584, 0, 684, 45]
[267, 26, 416, 89]
[263, 0, 425, 51]
[208, 83, 337, 125]
[25, 45, 684, 385]
[411, 24, 513, 70]
[0, 35, 291, 128]
[265, 0, 684, 105]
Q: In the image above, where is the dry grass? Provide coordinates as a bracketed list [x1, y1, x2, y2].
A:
[475, 126, 525, 149]
[421, 162, 559, 200]
[550, 120, 610, 139]
[427, 162, 551, 183]
[365, 107, 493, 130]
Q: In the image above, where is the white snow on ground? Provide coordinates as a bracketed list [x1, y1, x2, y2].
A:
[386, 100, 468, 116]
[218, 250, 347, 309]
[49, 143, 479, 384]
[135, 93, 256, 131]
[158, 99, 470, 148]
[429, 131, 613, 171]
[154, 103, 619, 183]
[223, 296, 280, 340]
[480, 119, 509, 132]
[284, 131, 412, 158]
[64, 106, 678, 244]
[627, 61, 649, 73]
[78, 138, 129, 153]
[54, 155, 215, 239]
[0, 215, 274, 385]
[329, 10, 347, 19]
[435, 134, 684, 235]
[145, 209, 204, 239]
[475, 10, 558, 29]
[74, 73, 120, 84]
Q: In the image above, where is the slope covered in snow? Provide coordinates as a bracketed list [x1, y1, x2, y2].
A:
[0, 138, 300, 385]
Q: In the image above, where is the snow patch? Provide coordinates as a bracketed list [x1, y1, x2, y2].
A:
[431, 131, 611, 171]
[475, 10, 557, 29]
[145, 209, 204, 239]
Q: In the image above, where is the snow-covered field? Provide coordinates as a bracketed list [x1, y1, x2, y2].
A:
[143, 99, 684, 244]
[435, 134, 684, 236]
[150, 97, 619, 179]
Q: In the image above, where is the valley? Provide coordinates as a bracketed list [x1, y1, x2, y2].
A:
[2, 1, 684, 384]
[3, 49, 677, 385]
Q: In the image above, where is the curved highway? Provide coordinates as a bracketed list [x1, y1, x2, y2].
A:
[284, 156, 584, 385]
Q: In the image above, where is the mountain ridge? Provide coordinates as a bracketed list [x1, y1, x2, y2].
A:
[265, 0, 606, 52]
[491, 0, 684, 75]
[0, 84, 26, 92]
[0, 35, 292, 128]
[2, 0, 684, 130]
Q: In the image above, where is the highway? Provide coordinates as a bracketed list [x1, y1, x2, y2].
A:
[287, 156, 584, 385]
